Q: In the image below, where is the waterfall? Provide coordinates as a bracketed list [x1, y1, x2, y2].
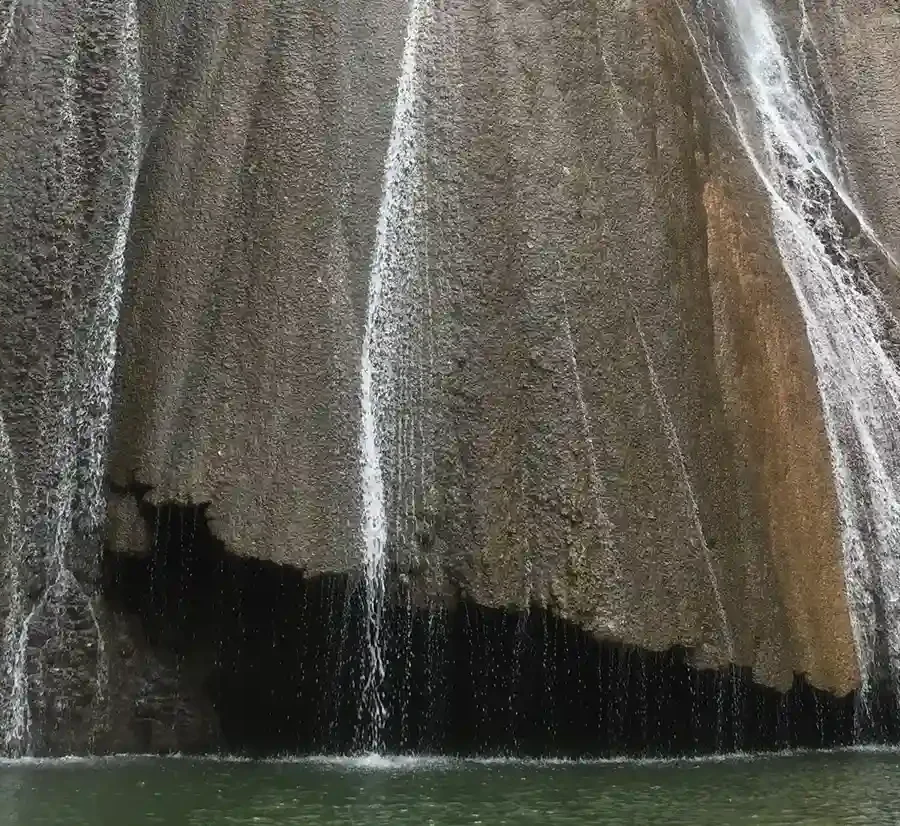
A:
[357, 0, 430, 754]
[683, 0, 900, 702]
[0, 414, 24, 750]
[0, 0, 142, 755]
[0, 0, 18, 53]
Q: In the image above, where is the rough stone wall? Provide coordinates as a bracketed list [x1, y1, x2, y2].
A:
[801, 1, 900, 259]
[703, 166, 856, 695]
[109, 0, 411, 570]
[406, 0, 856, 692]
[102, 0, 868, 696]
[0, 0, 220, 755]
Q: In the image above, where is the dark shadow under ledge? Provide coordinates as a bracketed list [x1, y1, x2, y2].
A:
[95, 495, 900, 757]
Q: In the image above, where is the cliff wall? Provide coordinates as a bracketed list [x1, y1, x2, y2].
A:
[104, 0, 870, 695]
[10, 0, 900, 757]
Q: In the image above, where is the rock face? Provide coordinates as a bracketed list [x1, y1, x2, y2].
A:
[107, 0, 865, 695]
[108, 0, 405, 572]
[0, 0, 219, 755]
[3, 0, 900, 754]
[804, 1, 900, 261]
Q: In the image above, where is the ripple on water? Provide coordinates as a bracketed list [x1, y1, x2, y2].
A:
[1, 749, 900, 825]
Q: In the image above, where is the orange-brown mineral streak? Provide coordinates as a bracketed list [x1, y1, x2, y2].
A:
[704, 177, 859, 695]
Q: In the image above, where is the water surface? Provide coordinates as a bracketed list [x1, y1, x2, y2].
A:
[1, 749, 898, 824]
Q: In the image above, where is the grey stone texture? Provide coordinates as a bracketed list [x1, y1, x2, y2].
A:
[4, 0, 900, 753]
[108, 0, 869, 694]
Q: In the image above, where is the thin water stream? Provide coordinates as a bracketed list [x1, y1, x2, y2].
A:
[682, 0, 900, 703]
[357, 0, 431, 754]
[0, 0, 142, 755]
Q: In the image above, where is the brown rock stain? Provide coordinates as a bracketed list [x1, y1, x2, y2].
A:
[703, 176, 858, 695]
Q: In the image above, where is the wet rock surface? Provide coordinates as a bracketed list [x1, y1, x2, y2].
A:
[105, 0, 860, 697]
[3, 0, 899, 754]
[23, 600, 219, 757]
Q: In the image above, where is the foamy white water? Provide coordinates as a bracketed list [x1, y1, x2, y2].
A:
[683, 0, 900, 699]
[358, 0, 431, 753]
[0, 0, 18, 53]
[0, 412, 25, 752]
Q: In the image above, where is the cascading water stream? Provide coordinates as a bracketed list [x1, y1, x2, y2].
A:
[357, 0, 430, 754]
[683, 0, 900, 703]
[0, 413, 24, 748]
[0, 0, 18, 53]
[0, 0, 142, 755]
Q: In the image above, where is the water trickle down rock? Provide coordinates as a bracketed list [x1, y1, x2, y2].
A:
[687, 0, 900, 706]
[358, 0, 434, 754]
[0, 0, 141, 755]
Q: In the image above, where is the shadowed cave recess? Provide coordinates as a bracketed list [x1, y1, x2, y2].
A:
[101, 499, 899, 759]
